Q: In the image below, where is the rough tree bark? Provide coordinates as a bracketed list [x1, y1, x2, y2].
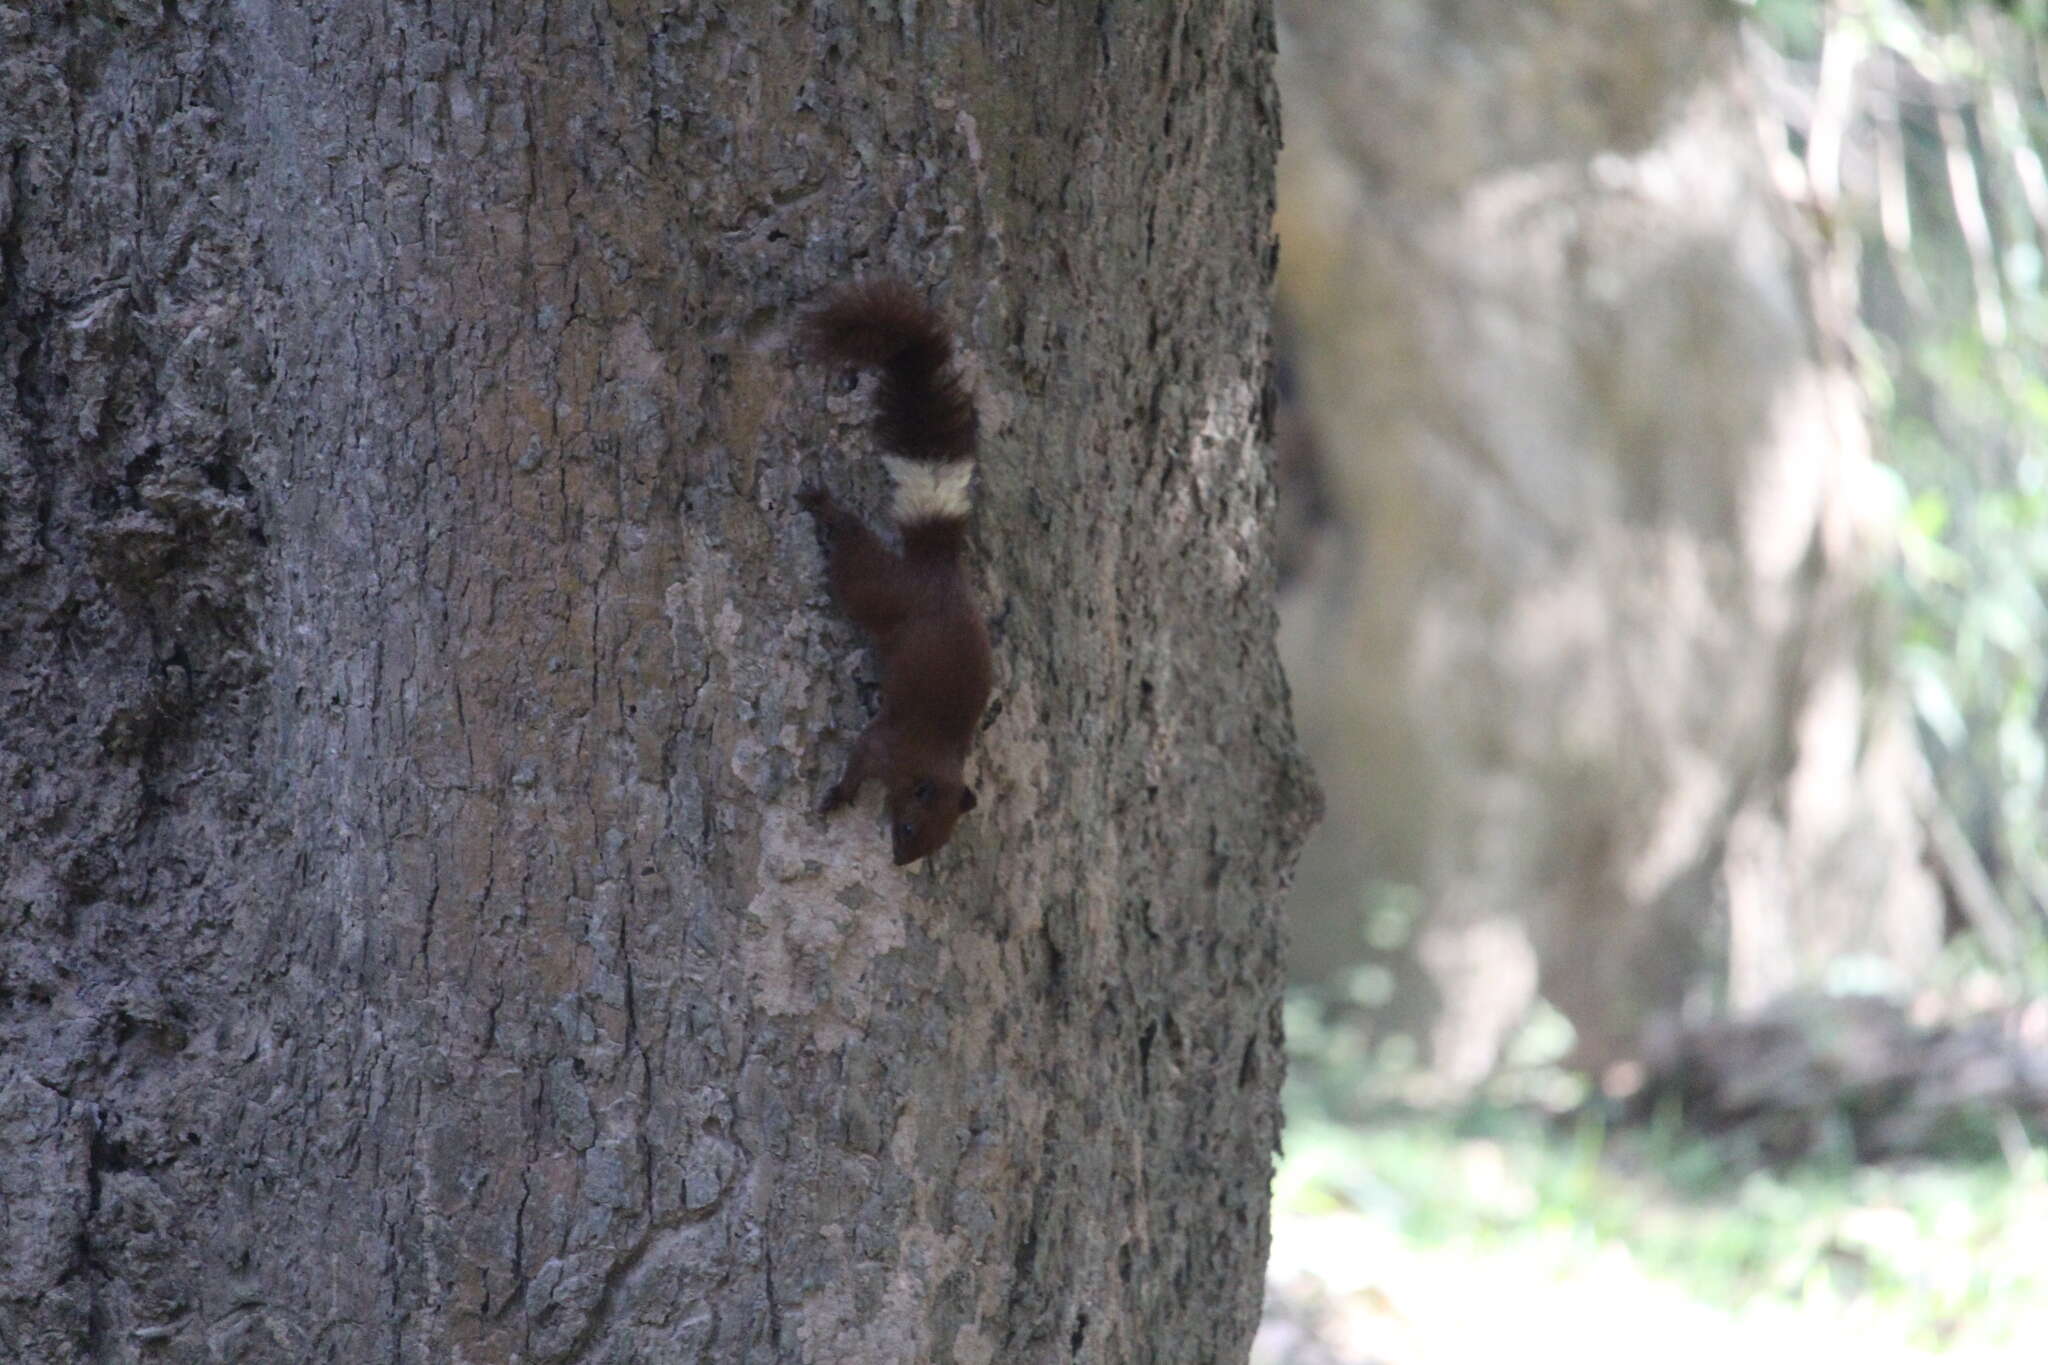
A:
[1, 4, 1310, 1362]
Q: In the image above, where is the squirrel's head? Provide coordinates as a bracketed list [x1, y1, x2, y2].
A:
[886, 773, 978, 865]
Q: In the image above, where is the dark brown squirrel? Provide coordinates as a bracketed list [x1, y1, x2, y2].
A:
[797, 280, 992, 865]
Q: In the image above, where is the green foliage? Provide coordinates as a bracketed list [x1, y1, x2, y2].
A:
[1746, 0, 1826, 57]
[1752, 0, 2048, 965]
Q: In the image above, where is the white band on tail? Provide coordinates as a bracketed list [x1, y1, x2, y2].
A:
[882, 456, 974, 524]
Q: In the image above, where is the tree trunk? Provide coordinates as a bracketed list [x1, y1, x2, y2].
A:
[0, 5, 1310, 1362]
[1273, 0, 1939, 1084]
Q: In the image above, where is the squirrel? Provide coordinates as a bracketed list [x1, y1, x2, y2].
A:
[796, 280, 992, 865]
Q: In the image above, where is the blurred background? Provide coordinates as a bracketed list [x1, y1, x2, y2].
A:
[1259, 1, 2048, 1359]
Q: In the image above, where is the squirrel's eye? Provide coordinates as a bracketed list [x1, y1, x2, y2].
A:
[912, 779, 935, 804]
[894, 822, 917, 844]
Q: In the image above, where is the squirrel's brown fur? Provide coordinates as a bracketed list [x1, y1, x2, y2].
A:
[798, 281, 990, 865]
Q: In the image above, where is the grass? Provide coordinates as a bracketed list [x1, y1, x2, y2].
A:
[1264, 1103, 2048, 1361]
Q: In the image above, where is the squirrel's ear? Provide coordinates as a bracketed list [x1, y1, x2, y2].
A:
[958, 787, 978, 813]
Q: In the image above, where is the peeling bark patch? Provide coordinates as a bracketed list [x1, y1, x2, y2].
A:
[743, 810, 909, 1050]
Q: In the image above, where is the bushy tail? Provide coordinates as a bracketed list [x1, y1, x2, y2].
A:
[802, 280, 978, 467]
